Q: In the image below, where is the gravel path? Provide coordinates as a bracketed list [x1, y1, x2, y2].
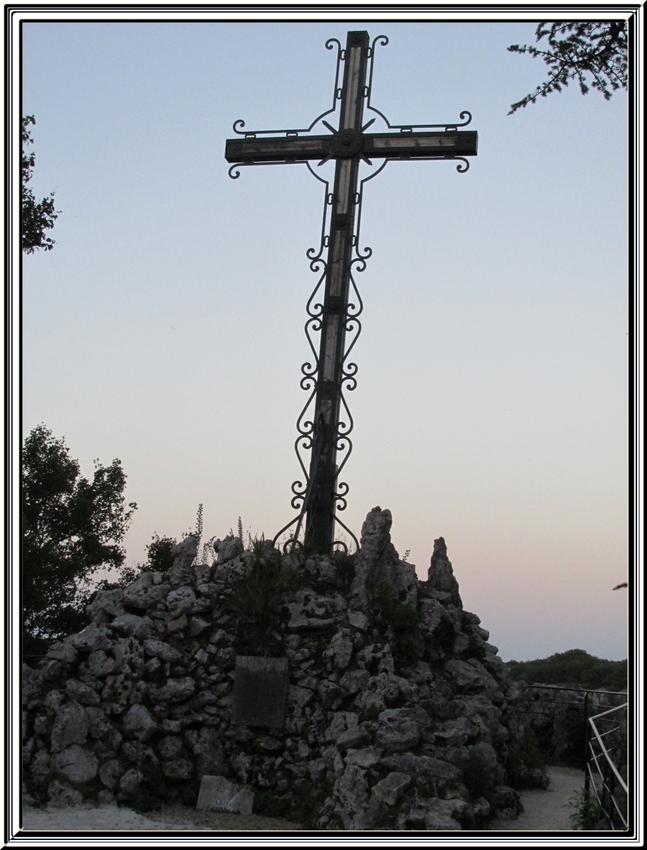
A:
[22, 766, 586, 834]
[487, 766, 585, 831]
[22, 803, 303, 832]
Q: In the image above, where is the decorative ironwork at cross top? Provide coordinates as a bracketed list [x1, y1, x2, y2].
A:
[225, 31, 478, 555]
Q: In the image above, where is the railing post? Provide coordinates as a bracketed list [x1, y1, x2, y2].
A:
[583, 690, 591, 800]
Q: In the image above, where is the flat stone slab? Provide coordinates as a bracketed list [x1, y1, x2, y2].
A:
[196, 775, 254, 815]
[231, 656, 289, 728]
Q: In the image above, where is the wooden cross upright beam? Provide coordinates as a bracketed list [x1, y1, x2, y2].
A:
[225, 31, 478, 553]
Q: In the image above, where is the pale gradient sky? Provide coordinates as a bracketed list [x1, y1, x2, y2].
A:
[19, 13, 632, 662]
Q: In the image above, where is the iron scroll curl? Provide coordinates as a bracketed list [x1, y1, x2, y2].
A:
[229, 32, 476, 553]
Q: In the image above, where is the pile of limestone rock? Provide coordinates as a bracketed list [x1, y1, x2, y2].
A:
[23, 507, 541, 829]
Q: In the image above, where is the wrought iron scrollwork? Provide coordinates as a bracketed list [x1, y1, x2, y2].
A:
[241, 32, 476, 553]
[231, 40, 343, 141]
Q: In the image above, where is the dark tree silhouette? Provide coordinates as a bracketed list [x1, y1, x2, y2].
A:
[508, 22, 627, 114]
[22, 116, 60, 253]
[22, 425, 136, 656]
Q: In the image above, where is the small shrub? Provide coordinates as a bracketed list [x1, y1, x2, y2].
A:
[218, 538, 302, 655]
[567, 789, 606, 829]
[330, 550, 356, 589]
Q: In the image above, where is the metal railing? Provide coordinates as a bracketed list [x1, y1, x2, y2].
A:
[584, 702, 628, 830]
[518, 684, 626, 768]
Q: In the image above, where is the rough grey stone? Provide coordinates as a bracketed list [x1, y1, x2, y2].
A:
[157, 735, 184, 760]
[45, 641, 79, 664]
[286, 591, 337, 629]
[339, 668, 370, 696]
[98, 758, 124, 791]
[123, 704, 157, 742]
[168, 536, 198, 586]
[48, 779, 84, 808]
[336, 726, 372, 752]
[376, 709, 421, 753]
[381, 752, 461, 782]
[119, 768, 143, 797]
[86, 588, 126, 621]
[166, 587, 197, 617]
[324, 712, 358, 744]
[418, 598, 445, 634]
[422, 798, 465, 830]
[214, 535, 244, 564]
[387, 560, 418, 608]
[50, 702, 89, 752]
[427, 537, 462, 606]
[162, 759, 193, 780]
[109, 614, 155, 639]
[52, 745, 98, 784]
[143, 639, 183, 663]
[348, 610, 369, 631]
[189, 616, 211, 637]
[29, 751, 51, 783]
[445, 659, 489, 693]
[344, 747, 382, 769]
[65, 679, 100, 706]
[288, 684, 315, 713]
[350, 507, 400, 611]
[324, 629, 354, 671]
[69, 624, 114, 653]
[122, 572, 171, 610]
[490, 785, 523, 818]
[366, 771, 412, 826]
[333, 762, 370, 829]
[434, 716, 473, 746]
[87, 649, 117, 678]
[22, 663, 44, 703]
[151, 677, 196, 703]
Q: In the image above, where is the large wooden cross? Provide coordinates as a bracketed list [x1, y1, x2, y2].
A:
[225, 31, 477, 553]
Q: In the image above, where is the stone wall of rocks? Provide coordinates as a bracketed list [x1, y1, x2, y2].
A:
[23, 507, 541, 829]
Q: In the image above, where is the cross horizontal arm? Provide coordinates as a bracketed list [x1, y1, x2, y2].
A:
[364, 130, 477, 159]
[225, 130, 477, 165]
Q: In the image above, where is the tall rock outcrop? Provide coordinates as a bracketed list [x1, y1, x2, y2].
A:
[22, 508, 537, 828]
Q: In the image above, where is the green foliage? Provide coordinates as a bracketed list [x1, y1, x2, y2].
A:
[218, 537, 302, 655]
[237, 516, 244, 546]
[371, 581, 420, 664]
[192, 503, 204, 557]
[506, 649, 627, 691]
[330, 549, 356, 590]
[22, 116, 60, 253]
[567, 789, 605, 830]
[508, 22, 627, 114]
[145, 534, 177, 573]
[22, 425, 136, 657]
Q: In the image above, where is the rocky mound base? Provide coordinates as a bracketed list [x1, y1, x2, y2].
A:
[23, 507, 544, 829]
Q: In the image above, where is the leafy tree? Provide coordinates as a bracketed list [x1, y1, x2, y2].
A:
[506, 649, 627, 691]
[22, 115, 60, 253]
[507, 22, 628, 114]
[22, 424, 136, 657]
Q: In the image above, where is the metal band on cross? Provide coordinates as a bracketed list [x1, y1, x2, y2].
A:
[225, 31, 478, 554]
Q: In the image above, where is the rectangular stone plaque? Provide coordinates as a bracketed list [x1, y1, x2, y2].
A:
[231, 655, 289, 728]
